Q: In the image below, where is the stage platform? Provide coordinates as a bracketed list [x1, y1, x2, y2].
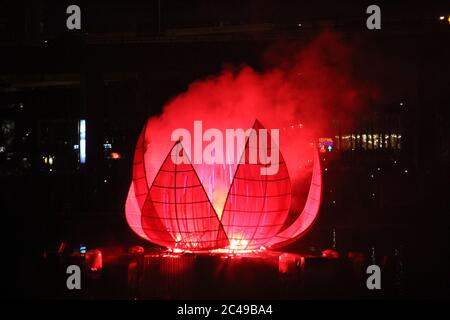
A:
[42, 248, 401, 299]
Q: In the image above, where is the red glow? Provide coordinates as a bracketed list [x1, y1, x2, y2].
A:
[322, 249, 339, 259]
[221, 120, 291, 250]
[126, 119, 322, 251]
[278, 253, 299, 274]
[140, 141, 228, 250]
[85, 249, 103, 272]
[125, 32, 376, 251]
[111, 152, 121, 159]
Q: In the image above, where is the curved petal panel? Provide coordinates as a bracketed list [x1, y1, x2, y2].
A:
[266, 147, 322, 248]
[125, 123, 150, 240]
[141, 142, 229, 250]
[221, 120, 291, 250]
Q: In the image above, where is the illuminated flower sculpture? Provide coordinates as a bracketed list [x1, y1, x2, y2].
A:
[125, 120, 322, 252]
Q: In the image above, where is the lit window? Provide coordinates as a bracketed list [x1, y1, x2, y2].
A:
[368, 134, 373, 150]
[373, 134, 379, 150]
[390, 134, 398, 150]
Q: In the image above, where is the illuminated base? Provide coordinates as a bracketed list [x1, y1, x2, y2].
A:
[137, 250, 352, 299]
[51, 249, 383, 299]
[168, 242, 266, 255]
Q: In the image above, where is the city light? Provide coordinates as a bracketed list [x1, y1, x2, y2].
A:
[319, 138, 334, 153]
[111, 152, 121, 159]
[79, 119, 86, 164]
